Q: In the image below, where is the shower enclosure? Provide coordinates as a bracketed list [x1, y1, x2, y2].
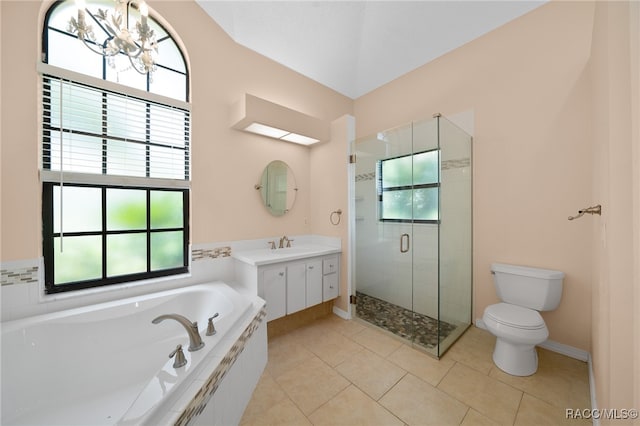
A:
[351, 114, 472, 358]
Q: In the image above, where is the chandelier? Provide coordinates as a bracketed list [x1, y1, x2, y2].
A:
[67, 0, 158, 75]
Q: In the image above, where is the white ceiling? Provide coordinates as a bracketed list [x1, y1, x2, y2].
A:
[196, 1, 546, 99]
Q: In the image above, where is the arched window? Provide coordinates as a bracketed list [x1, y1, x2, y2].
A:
[43, 0, 188, 101]
[40, 0, 191, 293]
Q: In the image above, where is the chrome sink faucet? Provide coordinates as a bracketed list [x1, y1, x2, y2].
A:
[152, 313, 205, 351]
[279, 236, 293, 248]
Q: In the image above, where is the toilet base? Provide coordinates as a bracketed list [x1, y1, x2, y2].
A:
[492, 338, 539, 376]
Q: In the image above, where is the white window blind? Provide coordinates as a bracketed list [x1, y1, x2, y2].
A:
[42, 75, 190, 186]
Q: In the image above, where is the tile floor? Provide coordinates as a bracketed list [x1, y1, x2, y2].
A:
[240, 315, 591, 426]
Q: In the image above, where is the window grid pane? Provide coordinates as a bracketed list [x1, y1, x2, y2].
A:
[151, 231, 184, 270]
[46, 30, 103, 79]
[106, 233, 147, 277]
[54, 236, 102, 284]
[150, 191, 183, 229]
[379, 150, 440, 222]
[53, 186, 102, 233]
[106, 188, 147, 231]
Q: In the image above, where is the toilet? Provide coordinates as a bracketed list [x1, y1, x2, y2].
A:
[482, 263, 564, 376]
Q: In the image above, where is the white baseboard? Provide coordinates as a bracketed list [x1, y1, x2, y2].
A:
[333, 305, 351, 320]
[474, 318, 589, 362]
[588, 353, 599, 426]
[538, 339, 589, 362]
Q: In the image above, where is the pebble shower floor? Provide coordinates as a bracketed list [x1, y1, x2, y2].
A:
[356, 291, 457, 350]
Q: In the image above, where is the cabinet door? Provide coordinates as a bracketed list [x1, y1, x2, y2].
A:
[263, 267, 286, 321]
[323, 273, 339, 301]
[286, 263, 306, 315]
[306, 259, 323, 307]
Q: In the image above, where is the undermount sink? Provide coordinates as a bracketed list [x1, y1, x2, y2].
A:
[232, 244, 341, 266]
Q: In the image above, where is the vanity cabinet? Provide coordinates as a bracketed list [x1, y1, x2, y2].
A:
[257, 254, 339, 322]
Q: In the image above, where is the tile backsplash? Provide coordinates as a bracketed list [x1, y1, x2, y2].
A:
[191, 246, 232, 261]
[1, 265, 39, 286]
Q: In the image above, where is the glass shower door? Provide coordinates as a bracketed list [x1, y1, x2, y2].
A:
[353, 123, 417, 343]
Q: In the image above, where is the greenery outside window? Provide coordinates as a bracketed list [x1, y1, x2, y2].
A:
[43, 184, 189, 292]
[41, 0, 190, 294]
[378, 150, 439, 223]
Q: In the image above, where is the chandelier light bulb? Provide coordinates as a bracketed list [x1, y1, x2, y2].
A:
[76, 0, 86, 25]
[139, 1, 148, 26]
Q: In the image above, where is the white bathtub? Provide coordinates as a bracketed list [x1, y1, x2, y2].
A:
[1, 282, 265, 426]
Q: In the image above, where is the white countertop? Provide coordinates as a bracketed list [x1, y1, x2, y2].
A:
[232, 244, 341, 266]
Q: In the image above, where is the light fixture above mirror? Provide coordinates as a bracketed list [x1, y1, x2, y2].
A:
[231, 94, 329, 146]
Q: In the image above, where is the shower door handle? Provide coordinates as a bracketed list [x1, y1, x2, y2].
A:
[400, 233, 410, 253]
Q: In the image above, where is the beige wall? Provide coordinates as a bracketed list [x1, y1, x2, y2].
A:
[590, 0, 640, 419]
[1, 1, 42, 261]
[0, 0, 353, 262]
[354, 1, 595, 352]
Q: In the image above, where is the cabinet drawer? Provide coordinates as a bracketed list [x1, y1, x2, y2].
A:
[323, 255, 339, 275]
[323, 272, 339, 301]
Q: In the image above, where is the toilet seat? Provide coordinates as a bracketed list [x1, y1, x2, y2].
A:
[484, 303, 545, 330]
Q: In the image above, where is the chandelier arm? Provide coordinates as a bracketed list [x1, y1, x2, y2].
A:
[127, 54, 149, 75]
[79, 36, 108, 56]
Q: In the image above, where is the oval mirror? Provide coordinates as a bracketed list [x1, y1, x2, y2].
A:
[257, 160, 297, 216]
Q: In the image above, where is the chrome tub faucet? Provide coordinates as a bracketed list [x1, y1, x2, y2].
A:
[152, 313, 205, 351]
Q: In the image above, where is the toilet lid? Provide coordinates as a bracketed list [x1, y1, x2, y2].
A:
[485, 303, 546, 330]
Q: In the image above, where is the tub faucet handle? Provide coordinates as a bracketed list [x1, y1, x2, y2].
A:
[169, 344, 187, 368]
[206, 313, 219, 336]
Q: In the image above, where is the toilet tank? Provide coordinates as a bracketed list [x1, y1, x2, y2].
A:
[491, 263, 564, 311]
